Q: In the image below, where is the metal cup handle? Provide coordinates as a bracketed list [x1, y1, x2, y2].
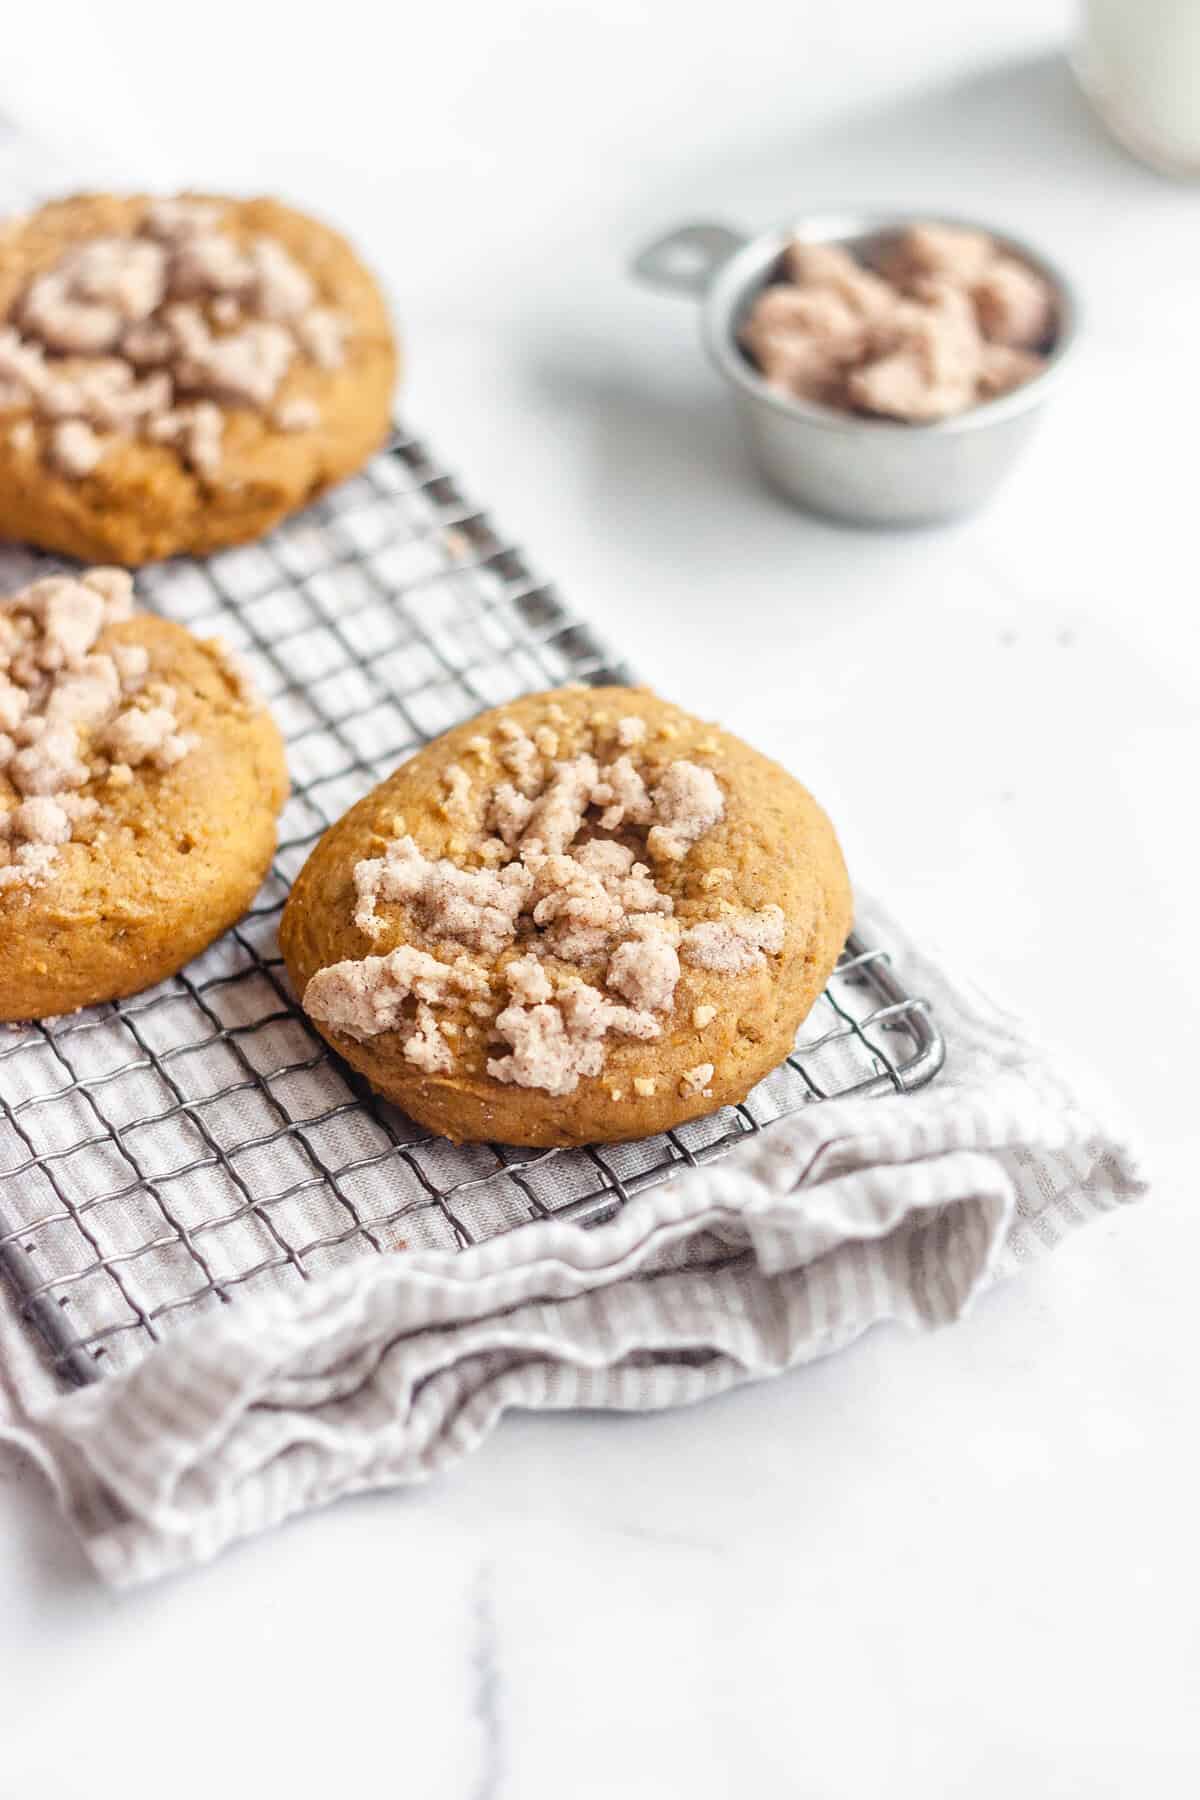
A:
[631, 222, 749, 297]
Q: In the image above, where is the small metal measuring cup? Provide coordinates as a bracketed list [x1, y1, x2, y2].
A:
[633, 213, 1080, 527]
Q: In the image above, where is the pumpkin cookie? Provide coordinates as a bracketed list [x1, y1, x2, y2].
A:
[280, 686, 851, 1147]
[0, 566, 288, 1020]
[0, 192, 397, 564]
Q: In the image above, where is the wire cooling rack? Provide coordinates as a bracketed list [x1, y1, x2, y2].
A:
[0, 428, 944, 1388]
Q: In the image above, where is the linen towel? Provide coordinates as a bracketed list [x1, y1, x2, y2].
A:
[0, 894, 1145, 1585]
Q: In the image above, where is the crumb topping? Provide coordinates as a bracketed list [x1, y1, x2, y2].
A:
[49, 417, 104, 476]
[0, 196, 351, 480]
[742, 221, 1054, 422]
[404, 1002, 453, 1073]
[606, 931, 681, 1014]
[592, 754, 651, 832]
[645, 759, 724, 862]
[301, 697, 795, 1097]
[503, 954, 552, 1006]
[970, 258, 1055, 352]
[879, 223, 995, 288]
[846, 281, 982, 424]
[0, 566, 209, 891]
[301, 944, 489, 1046]
[486, 982, 660, 1098]
[352, 835, 533, 953]
[681, 906, 786, 974]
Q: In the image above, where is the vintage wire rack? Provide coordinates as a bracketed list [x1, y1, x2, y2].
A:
[0, 427, 944, 1388]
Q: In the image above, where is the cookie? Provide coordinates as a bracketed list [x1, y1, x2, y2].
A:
[0, 567, 288, 1020]
[0, 193, 397, 564]
[280, 686, 852, 1147]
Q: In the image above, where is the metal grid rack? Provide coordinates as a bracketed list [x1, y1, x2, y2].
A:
[0, 429, 944, 1388]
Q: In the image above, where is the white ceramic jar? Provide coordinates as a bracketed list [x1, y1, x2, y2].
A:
[1076, 0, 1200, 177]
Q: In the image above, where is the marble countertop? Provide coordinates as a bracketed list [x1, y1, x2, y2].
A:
[2, 2, 1198, 1794]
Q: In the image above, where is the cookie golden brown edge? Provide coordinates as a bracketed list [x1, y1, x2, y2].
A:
[280, 685, 852, 1147]
[0, 192, 398, 564]
[0, 567, 288, 1020]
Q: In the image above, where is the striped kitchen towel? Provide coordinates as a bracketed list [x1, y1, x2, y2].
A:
[0, 897, 1146, 1585]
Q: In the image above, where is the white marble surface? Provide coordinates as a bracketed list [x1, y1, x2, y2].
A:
[1, 1, 1198, 1793]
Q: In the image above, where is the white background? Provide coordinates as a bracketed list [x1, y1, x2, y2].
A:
[2, 1, 1199, 1794]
